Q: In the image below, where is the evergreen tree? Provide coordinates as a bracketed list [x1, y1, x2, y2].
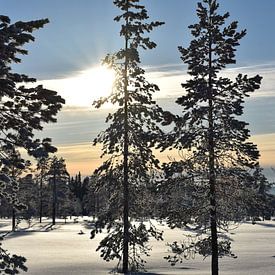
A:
[69, 172, 89, 215]
[35, 157, 51, 223]
[0, 149, 29, 231]
[83, 175, 107, 218]
[0, 17, 64, 161]
[92, 0, 165, 272]
[0, 243, 27, 275]
[57, 179, 80, 222]
[160, 1, 262, 274]
[18, 174, 39, 227]
[47, 157, 69, 225]
[248, 166, 273, 220]
[0, 14, 64, 273]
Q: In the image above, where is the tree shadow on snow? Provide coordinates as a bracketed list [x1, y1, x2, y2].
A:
[3, 231, 36, 239]
[36, 223, 61, 231]
[178, 267, 196, 270]
[255, 222, 275, 228]
[83, 220, 96, 229]
[0, 222, 10, 228]
[109, 268, 166, 275]
[110, 273, 163, 275]
[2, 223, 61, 239]
[17, 222, 60, 232]
[110, 266, 196, 274]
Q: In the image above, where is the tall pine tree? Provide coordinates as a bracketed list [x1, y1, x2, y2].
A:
[160, 1, 262, 274]
[92, 0, 164, 272]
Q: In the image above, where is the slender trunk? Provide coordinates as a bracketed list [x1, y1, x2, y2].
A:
[12, 207, 16, 232]
[11, 169, 16, 232]
[52, 169, 56, 225]
[208, 19, 219, 275]
[96, 193, 99, 214]
[39, 173, 43, 223]
[122, 3, 130, 273]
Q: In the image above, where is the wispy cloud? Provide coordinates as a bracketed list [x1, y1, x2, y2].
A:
[34, 61, 275, 110]
[145, 62, 275, 99]
[32, 61, 275, 176]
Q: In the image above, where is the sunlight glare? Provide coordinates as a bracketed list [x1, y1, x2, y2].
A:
[81, 66, 115, 99]
[42, 65, 115, 107]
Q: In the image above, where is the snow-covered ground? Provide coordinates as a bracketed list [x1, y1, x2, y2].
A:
[1, 218, 275, 274]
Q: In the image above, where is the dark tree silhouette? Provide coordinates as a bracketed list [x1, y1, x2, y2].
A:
[0, 15, 64, 274]
[47, 157, 69, 225]
[248, 166, 273, 220]
[35, 157, 51, 223]
[69, 172, 89, 215]
[160, 1, 262, 274]
[92, 0, 164, 272]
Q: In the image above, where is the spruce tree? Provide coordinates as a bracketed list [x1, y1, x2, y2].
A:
[92, 0, 164, 272]
[69, 172, 89, 215]
[36, 157, 51, 223]
[47, 157, 69, 225]
[248, 166, 273, 220]
[18, 174, 39, 227]
[160, 1, 262, 274]
[0, 149, 30, 231]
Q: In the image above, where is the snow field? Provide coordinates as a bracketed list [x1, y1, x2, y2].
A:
[1, 218, 275, 274]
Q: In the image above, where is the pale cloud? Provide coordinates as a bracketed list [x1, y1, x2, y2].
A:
[33, 62, 275, 177]
[145, 62, 275, 99]
[36, 62, 275, 109]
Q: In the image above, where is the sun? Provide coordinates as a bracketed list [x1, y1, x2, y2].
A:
[42, 65, 115, 107]
[71, 66, 115, 106]
[81, 66, 115, 99]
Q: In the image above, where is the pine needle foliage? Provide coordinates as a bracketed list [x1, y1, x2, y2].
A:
[0, 15, 65, 274]
[92, 0, 165, 272]
[159, 1, 262, 274]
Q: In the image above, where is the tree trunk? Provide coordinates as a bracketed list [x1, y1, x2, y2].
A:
[39, 174, 43, 223]
[52, 170, 56, 225]
[11, 169, 16, 232]
[209, 160, 219, 275]
[12, 207, 16, 232]
[208, 20, 219, 275]
[122, 3, 129, 273]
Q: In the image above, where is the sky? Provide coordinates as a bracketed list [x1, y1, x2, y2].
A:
[1, 0, 275, 179]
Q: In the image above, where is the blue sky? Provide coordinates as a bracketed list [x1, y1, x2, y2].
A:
[1, 0, 275, 178]
[2, 0, 275, 78]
